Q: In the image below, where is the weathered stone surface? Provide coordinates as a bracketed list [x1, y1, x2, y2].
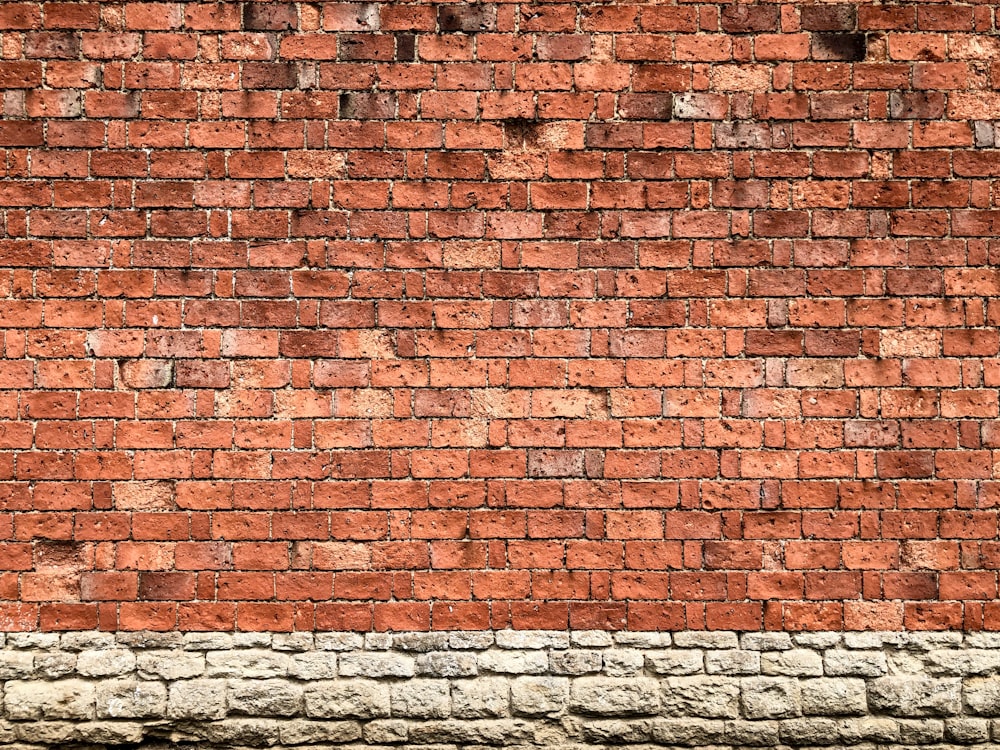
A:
[928, 649, 1000, 676]
[778, 716, 839, 745]
[707, 649, 760, 675]
[651, 717, 726, 745]
[661, 676, 740, 718]
[197, 718, 281, 745]
[946, 716, 991, 743]
[800, 678, 867, 716]
[724, 718, 780, 745]
[0, 652, 34, 679]
[478, 649, 548, 675]
[279, 719, 363, 744]
[868, 676, 962, 717]
[339, 651, 415, 677]
[228, 679, 303, 716]
[206, 649, 289, 678]
[183, 633, 233, 651]
[496, 631, 569, 650]
[137, 651, 205, 680]
[393, 633, 449, 652]
[613, 632, 665, 648]
[835, 715, 900, 743]
[3, 629, 1000, 749]
[76, 648, 136, 677]
[511, 676, 569, 715]
[645, 649, 703, 675]
[824, 649, 888, 677]
[449, 631, 494, 649]
[673, 632, 739, 649]
[116, 631, 183, 649]
[95, 679, 167, 719]
[34, 653, 77, 679]
[288, 651, 339, 679]
[762, 649, 823, 676]
[550, 649, 602, 675]
[5, 680, 95, 720]
[363, 633, 393, 650]
[570, 677, 660, 716]
[741, 677, 802, 719]
[964, 677, 1000, 716]
[416, 651, 478, 677]
[601, 649, 645, 676]
[303, 679, 390, 719]
[406, 718, 534, 744]
[390, 679, 450, 718]
[572, 631, 614, 648]
[741, 633, 793, 651]
[451, 677, 509, 718]
[315, 633, 364, 651]
[167, 679, 227, 720]
[61, 632, 115, 651]
[13, 722, 75, 744]
[75, 721, 145, 744]
[580, 717, 652, 742]
[362, 718, 408, 743]
[272, 633, 314, 652]
[897, 717, 945, 743]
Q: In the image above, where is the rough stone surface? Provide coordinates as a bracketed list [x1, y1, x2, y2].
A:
[0, 631, 996, 747]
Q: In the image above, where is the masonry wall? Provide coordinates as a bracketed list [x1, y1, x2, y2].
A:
[2, 0, 1000, 744]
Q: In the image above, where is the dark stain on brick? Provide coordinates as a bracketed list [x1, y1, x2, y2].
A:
[503, 117, 541, 149]
[242, 62, 297, 89]
[396, 33, 416, 61]
[800, 5, 858, 32]
[438, 3, 496, 32]
[339, 92, 396, 119]
[889, 91, 945, 120]
[811, 33, 867, 61]
[243, 2, 296, 30]
[720, 4, 779, 33]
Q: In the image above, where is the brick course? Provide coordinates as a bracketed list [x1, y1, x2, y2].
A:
[1, 0, 1000, 634]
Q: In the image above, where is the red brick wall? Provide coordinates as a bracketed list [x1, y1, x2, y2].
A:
[1, 0, 999, 634]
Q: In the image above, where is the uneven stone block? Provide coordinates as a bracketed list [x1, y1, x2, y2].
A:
[95, 679, 167, 719]
[570, 677, 660, 716]
[662, 676, 740, 719]
[390, 679, 450, 718]
[741, 677, 802, 719]
[303, 679, 390, 719]
[227, 679, 303, 716]
[868, 676, 961, 717]
[166, 679, 227, 720]
[8, 679, 94, 720]
[451, 677, 509, 718]
[511, 676, 569, 715]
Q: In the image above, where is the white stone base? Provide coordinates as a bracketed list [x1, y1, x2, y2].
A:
[2, 630, 1000, 747]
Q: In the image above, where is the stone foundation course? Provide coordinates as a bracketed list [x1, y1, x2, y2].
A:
[3, 630, 1000, 749]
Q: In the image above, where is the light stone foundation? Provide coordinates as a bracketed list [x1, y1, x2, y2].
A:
[2, 630, 1000, 748]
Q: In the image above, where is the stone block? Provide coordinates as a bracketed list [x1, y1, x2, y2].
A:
[511, 676, 569, 715]
[452, 677, 509, 718]
[303, 679, 390, 719]
[741, 677, 802, 719]
[228, 679, 303, 716]
[662, 676, 740, 719]
[570, 677, 660, 716]
[167, 679, 227, 720]
[390, 679, 450, 718]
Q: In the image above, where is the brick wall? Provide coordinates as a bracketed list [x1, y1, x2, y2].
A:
[2, 0, 999, 636]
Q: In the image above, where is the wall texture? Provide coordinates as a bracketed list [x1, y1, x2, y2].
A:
[3, 0, 1000, 744]
[4, 0, 1000, 636]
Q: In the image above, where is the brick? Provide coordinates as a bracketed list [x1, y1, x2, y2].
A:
[0, 0, 990, 640]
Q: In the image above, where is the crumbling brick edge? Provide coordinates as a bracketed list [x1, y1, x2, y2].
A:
[2, 629, 1000, 748]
